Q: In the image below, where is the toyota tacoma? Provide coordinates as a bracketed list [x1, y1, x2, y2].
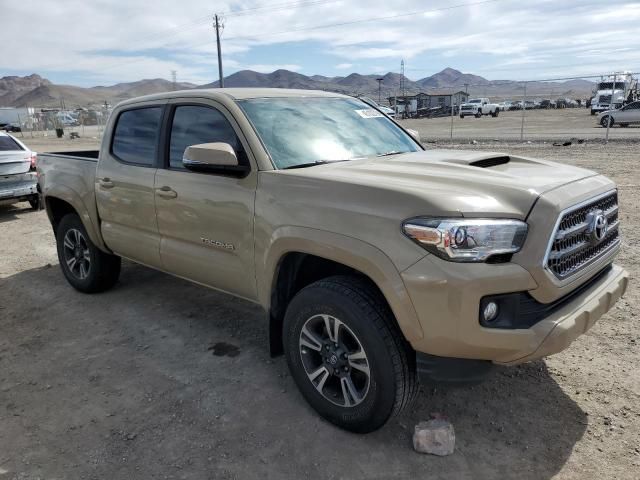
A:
[37, 89, 628, 433]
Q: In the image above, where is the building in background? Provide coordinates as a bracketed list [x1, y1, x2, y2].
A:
[389, 91, 469, 117]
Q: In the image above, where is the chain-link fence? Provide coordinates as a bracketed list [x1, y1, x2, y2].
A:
[7, 106, 111, 145]
[375, 72, 640, 144]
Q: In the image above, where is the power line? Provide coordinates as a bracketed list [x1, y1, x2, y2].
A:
[223, 0, 506, 42]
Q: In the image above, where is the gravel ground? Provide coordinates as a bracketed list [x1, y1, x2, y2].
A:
[0, 138, 639, 479]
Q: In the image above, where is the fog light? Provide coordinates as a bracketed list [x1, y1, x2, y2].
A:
[483, 301, 499, 322]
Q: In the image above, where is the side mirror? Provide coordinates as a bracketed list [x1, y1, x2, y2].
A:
[406, 128, 421, 142]
[182, 142, 249, 176]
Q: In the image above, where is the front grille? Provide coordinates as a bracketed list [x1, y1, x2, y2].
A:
[546, 191, 620, 279]
[599, 95, 612, 103]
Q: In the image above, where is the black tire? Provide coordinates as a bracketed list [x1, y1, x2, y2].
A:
[459, 114, 464, 119]
[283, 275, 417, 433]
[56, 213, 121, 293]
[590, 110, 596, 116]
[600, 116, 614, 128]
[491, 109, 499, 117]
[28, 195, 40, 210]
[475, 112, 482, 118]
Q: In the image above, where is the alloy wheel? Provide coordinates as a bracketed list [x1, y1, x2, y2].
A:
[299, 314, 370, 407]
[62, 228, 91, 280]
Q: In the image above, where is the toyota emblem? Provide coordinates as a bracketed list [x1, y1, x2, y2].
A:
[587, 210, 608, 244]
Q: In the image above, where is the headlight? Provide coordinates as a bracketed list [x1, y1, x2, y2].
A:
[402, 218, 528, 262]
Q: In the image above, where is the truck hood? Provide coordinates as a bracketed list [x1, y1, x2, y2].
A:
[280, 150, 600, 218]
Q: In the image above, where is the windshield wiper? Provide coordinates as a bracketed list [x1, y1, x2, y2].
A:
[282, 159, 350, 170]
[377, 151, 404, 157]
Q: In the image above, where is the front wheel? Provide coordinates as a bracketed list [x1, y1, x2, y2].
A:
[56, 214, 121, 293]
[600, 116, 614, 128]
[283, 276, 417, 433]
[475, 112, 482, 118]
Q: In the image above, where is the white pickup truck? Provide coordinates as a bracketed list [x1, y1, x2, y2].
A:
[460, 98, 499, 118]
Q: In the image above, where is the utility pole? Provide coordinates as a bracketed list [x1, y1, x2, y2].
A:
[400, 60, 405, 98]
[214, 14, 224, 88]
[376, 78, 384, 104]
[171, 70, 177, 91]
[464, 83, 469, 94]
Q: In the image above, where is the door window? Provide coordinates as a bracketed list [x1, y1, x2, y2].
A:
[169, 105, 243, 170]
[111, 107, 162, 166]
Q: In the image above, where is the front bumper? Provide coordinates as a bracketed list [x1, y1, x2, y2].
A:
[401, 254, 628, 365]
[0, 172, 38, 204]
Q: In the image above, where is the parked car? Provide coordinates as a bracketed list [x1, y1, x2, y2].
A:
[38, 88, 628, 433]
[2, 122, 22, 132]
[0, 132, 39, 209]
[459, 98, 499, 118]
[358, 96, 396, 118]
[509, 101, 523, 110]
[497, 101, 511, 111]
[598, 101, 640, 127]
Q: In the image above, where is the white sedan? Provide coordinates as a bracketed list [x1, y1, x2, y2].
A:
[598, 101, 640, 128]
[0, 131, 39, 209]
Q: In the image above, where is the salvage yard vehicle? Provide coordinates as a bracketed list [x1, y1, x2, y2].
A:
[459, 98, 499, 118]
[0, 131, 39, 209]
[38, 88, 628, 433]
[598, 101, 640, 128]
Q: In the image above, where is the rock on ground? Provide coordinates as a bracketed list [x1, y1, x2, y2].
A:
[413, 419, 455, 456]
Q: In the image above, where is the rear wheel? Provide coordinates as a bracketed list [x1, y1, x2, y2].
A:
[459, 114, 464, 119]
[56, 214, 121, 293]
[491, 109, 499, 117]
[600, 115, 614, 128]
[283, 276, 417, 433]
[28, 195, 40, 210]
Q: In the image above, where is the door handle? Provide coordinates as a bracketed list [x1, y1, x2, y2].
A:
[156, 186, 177, 199]
[98, 178, 114, 189]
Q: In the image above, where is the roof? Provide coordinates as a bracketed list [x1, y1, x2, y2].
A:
[117, 88, 349, 107]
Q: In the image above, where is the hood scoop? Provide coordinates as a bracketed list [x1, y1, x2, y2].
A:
[469, 156, 510, 168]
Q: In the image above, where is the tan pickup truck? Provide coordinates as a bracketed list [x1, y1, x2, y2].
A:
[38, 88, 628, 432]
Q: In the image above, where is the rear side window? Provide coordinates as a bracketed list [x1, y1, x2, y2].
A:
[0, 135, 23, 151]
[169, 105, 242, 169]
[111, 107, 162, 166]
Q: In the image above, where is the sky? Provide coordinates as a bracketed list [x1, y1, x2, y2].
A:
[2, 0, 639, 87]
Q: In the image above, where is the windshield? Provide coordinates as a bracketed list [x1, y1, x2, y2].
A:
[468, 99, 482, 103]
[237, 97, 420, 169]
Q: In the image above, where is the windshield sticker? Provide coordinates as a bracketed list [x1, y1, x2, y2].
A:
[355, 109, 384, 119]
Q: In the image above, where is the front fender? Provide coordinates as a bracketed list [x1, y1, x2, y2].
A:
[257, 226, 424, 343]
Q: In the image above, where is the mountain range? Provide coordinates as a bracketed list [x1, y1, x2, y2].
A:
[0, 68, 595, 108]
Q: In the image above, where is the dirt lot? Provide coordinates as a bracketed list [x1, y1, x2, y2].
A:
[1, 135, 639, 479]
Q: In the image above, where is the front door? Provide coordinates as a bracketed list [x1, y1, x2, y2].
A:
[154, 101, 258, 301]
[96, 103, 165, 268]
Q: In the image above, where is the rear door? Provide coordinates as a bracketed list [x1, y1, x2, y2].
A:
[96, 102, 165, 268]
[620, 101, 640, 123]
[0, 133, 31, 175]
[154, 100, 258, 300]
